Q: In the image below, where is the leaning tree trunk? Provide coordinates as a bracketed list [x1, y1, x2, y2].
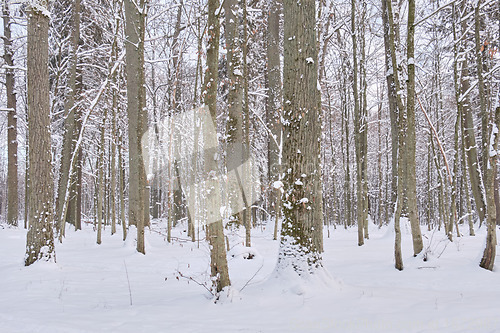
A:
[124, 0, 147, 254]
[25, 2, 55, 266]
[3, 2, 18, 227]
[277, 0, 324, 275]
[204, 0, 230, 294]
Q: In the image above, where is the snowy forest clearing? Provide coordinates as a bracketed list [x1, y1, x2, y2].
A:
[1, 221, 498, 332]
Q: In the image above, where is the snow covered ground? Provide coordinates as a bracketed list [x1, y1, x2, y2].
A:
[0, 219, 499, 332]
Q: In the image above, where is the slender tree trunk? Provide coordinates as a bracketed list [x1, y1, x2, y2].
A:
[119, 134, 127, 241]
[267, 0, 282, 222]
[242, 0, 251, 247]
[124, 0, 147, 254]
[474, 0, 488, 183]
[3, 3, 18, 227]
[406, 0, 423, 255]
[204, 0, 230, 293]
[479, 97, 499, 270]
[56, 0, 81, 239]
[171, 0, 188, 227]
[97, 113, 107, 245]
[25, 2, 55, 265]
[277, 0, 324, 274]
[382, 0, 398, 216]
[386, 0, 404, 269]
[457, 2, 486, 226]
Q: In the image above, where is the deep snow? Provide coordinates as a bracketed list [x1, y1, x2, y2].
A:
[0, 219, 499, 332]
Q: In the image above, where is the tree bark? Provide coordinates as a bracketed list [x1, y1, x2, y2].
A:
[406, 0, 423, 255]
[3, 3, 18, 227]
[382, 0, 398, 216]
[204, 0, 230, 293]
[479, 100, 499, 270]
[277, 0, 324, 274]
[25, 2, 56, 265]
[124, 0, 147, 254]
[57, 0, 81, 239]
[266, 0, 282, 221]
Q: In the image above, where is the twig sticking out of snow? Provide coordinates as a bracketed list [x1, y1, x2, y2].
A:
[124, 260, 133, 306]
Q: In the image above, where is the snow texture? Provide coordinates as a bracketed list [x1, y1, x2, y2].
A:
[1, 221, 499, 332]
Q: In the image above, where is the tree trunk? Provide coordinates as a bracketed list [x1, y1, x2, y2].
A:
[277, 0, 323, 274]
[124, 0, 147, 254]
[171, 0, 188, 228]
[352, 0, 366, 246]
[224, 0, 245, 227]
[25, 2, 55, 266]
[479, 100, 499, 270]
[457, 2, 486, 226]
[474, 0, 488, 183]
[242, 0, 251, 247]
[406, 0, 423, 255]
[3, 3, 18, 227]
[266, 0, 282, 221]
[57, 0, 81, 239]
[382, 0, 398, 216]
[119, 134, 127, 241]
[204, 0, 230, 293]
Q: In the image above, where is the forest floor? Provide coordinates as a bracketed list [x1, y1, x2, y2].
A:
[0, 218, 499, 332]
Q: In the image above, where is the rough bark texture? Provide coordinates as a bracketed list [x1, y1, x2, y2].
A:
[204, 0, 230, 293]
[3, 3, 18, 227]
[25, 4, 56, 266]
[124, 0, 147, 254]
[277, 0, 324, 274]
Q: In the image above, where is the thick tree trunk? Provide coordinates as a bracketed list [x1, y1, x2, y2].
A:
[277, 0, 323, 274]
[25, 3, 55, 266]
[204, 0, 230, 293]
[3, 3, 18, 227]
[124, 0, 147, 254]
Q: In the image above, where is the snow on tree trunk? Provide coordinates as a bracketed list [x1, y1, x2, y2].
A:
[204, 0, 231, 294]
[25, 2, 55, 266]
[277, 0, 324, 275]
